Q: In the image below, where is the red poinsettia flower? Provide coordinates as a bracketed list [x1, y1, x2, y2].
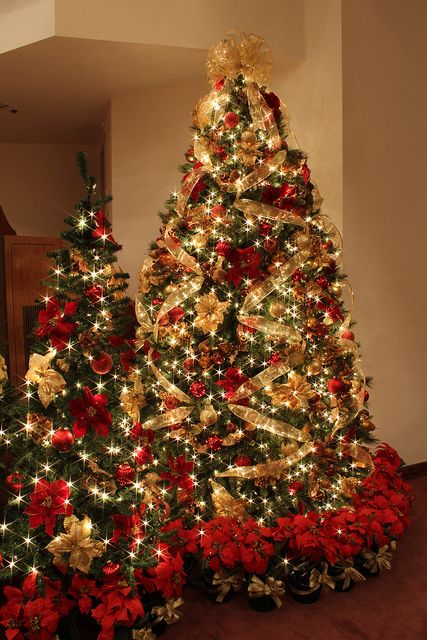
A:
[91, 583, 143, 640]
[199, 517, 240, 572]
[215, 367, 248, 397]
[111, 510, 143, 552]
[35, 297, 78, 351]
[225, 246, 263, 287]
[160, 518, 199, 555]
[0, 599, 23, 640]
[23, 598, 59, 640]
[84, 284, 104, 303]
[68, 386, 112, 437]
[120, 349, 136, 372]
[262, 182, 297, 210]
[25, 479, 72, 537]
[43, 578, 74, 618]
[239, 521, 274, 575]
[152, 553, 186, 598]
[68, 573, 98, 615]
[160, 455, 194, 493]
[91, 211, 119, 246]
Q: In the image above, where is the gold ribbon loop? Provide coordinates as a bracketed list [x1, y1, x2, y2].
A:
[248, 575, 285, 607]
[310, 564, 335, 590]
[362, 545, 393, 573]
[152, 597, 184, 625]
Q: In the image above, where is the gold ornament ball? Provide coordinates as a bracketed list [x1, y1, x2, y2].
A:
[164, 283, 178, 295]
[212, 268, 227, 283]
[330, 282, 342, 297]
[306, 361, 322, 376]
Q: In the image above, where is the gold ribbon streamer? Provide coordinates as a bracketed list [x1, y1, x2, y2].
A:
[142, 406, 193, 431]
[135, 295, 154, 336]
[235, 198, 306, 227]
[176, 165, 206, 216]
[228, 347, 305, 403]
[362, 545, 393, 573]
[228, 404, 310, 443]
[309, 565, 335, 590]
[164, 222, 204, 276]
[215, 441, 315, 480]
[153, 275, 204, 340]
[247, 575, 285, 607]
[149, 359, 192, 405]
[212, 570, 244, 602]
[228, 149, 288, 194]
[337, 442, 374, 471]
[245, 81, 281, 149]
[237, 315, 301, 343]
[152, 597, 184, 625]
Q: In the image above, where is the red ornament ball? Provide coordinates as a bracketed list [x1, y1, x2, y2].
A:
[341, 330, 355, 341]
[6, 472, 25, 491]
[224, 112, 240, 128]
[189, 380, 207, 398]
[226, 422, 237, 433]
[90, 352, 113, 375]
[211, 351, 225, 365]
[234, 455, 252, 467]
[211, 204, 227, 219]
[364, 389, 370, 402]
[183, 357, 196, 371]
[51, 428, 74, 452]
[263, 237, 279, 254]
[115, 464, 136, 486]
[168, 307, 185, 324]
[327, 378, 346, 395]
[316, 276, 329, 290]
[85, 284, 104, 303]
[206, 435, 223, 451]
[163, 394, 179, 410]
[102, 561, 121, 582]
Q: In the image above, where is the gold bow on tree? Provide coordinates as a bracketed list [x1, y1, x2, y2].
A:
[206, 31, 272, 86]
[46, 515, 105, 573]
[248, 575, 285, 607]
[25, 351, 66, 408]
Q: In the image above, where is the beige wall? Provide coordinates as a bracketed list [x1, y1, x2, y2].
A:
[343, 0, 427, 463]
[111, 0, 343, 293]
[0, 143, 100, 236]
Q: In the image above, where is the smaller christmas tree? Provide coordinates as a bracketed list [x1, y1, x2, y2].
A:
[0, 155, 187, 640]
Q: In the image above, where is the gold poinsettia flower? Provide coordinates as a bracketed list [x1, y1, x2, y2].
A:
[25, 351, 66, 408]
[0, 354, 8, 394]
[194, 292, 229, 334]
[46, 515, 105, 574]
[266, 371, 315, 410]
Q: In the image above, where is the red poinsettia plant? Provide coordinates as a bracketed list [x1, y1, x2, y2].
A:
[35, 297, 78, 351]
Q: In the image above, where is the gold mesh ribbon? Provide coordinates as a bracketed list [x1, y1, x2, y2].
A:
[362, 545, 393, 572]
[216, 441, 315, 480]
[247, 575, 285, 607]
[227, 149, 288, 194]
[212, 570, 244, 602]
[176, 165, 206, 216]
[228, 404, 310, 443]
[210, 480, 249, 519]
[235, 198, 306, 227]
[142, 406, 193, 431]
[153, 276, 204, 340]
[237, 315, 300, 342]
[164, 221, 204, 276]
[152, 597, 184, 625]
[206, 31, 272, 86]
[149, 358, 192, 405]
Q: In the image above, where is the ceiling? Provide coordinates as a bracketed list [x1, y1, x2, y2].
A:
[0, 36, 207, 144]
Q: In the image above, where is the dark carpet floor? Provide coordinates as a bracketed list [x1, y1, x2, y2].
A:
[170, 475, 427, 640]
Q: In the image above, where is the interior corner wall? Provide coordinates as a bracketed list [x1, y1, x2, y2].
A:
[343, 0, 427, 464]
[0, 143, 100, 236]
[110, 0, 342, 296]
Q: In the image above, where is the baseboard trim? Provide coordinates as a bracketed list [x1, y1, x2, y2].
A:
[401, 461, 427, 479]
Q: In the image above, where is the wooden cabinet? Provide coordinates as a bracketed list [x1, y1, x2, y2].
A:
[0, 236, 63, 387]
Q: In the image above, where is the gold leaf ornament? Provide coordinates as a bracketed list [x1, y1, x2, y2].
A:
[25, 351, 66, 408]
[46, 515, 105, 573]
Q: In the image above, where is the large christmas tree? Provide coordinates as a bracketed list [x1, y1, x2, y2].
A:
[134, 32, 411, 605]
[0, 155, 187, 639]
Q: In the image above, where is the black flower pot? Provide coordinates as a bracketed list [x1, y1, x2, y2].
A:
[202, 567, 235, 603]
[327, 564, 354, 592]
[354, 549, 380, 579]
[286, 561, 323, 604]
[248, 594, 278, 612]
[150, 618, 168, 637]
